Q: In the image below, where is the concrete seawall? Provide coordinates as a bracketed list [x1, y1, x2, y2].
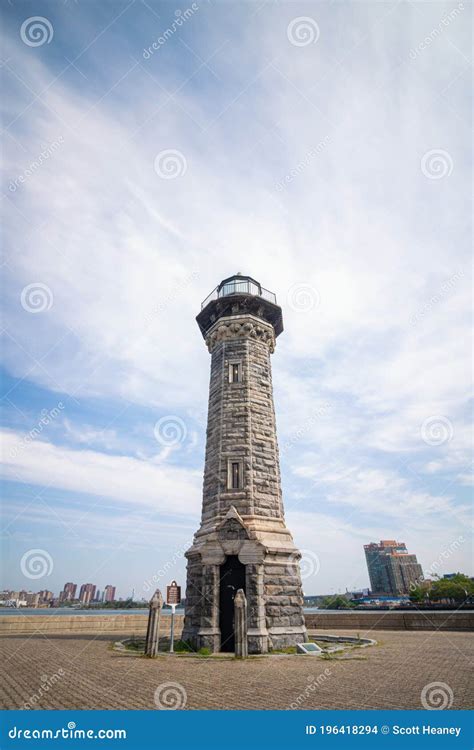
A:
[0, 610, 472, 636]
[0, 614, 173, 637]
[304, 611, 474, 631]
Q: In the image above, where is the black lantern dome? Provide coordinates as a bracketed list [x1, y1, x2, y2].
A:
[197, 273, 283, 338]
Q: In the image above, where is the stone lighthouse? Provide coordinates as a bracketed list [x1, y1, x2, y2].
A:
[182, 274, 307, 653]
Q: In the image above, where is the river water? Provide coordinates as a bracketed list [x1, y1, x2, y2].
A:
[0, 607, 468, 616]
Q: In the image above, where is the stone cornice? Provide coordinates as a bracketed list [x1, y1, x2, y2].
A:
[205, 314, 276, 353]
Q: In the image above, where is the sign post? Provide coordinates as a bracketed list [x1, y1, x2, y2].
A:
[166, 580, 181, 654]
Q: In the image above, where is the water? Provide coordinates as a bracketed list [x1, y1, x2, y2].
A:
[0, 607, 468, 616]
[2, 607, 316, 616]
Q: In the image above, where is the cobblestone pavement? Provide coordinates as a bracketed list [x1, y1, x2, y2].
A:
[0, 630, 472, 710]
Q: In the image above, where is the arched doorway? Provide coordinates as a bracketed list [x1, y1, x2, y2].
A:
[219, 555, 246, 652]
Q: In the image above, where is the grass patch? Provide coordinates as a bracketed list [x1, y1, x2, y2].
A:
[125, 641, 144, 652]
[174, 640, 193, 653]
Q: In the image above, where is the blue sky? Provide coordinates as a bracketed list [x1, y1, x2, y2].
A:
[1, 0, 472, 599]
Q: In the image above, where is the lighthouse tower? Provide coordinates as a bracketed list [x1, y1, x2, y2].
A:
[182, 274, 307, 653]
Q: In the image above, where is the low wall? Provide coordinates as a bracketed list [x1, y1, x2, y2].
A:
[0, 614, 178, 637]
[305, 611, 474, 632]
[0, 610, 471, 637]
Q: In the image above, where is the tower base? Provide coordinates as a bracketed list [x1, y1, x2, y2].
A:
[182, 508, 308, 655]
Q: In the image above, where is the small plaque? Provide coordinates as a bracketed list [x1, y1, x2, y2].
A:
[297, 642, 323, 655]
[166, 580, 181, 606]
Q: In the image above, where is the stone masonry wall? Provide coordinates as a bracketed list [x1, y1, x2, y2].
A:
[201, 321, 283, 522]
[184, 309, 307, 653]
[181, 554, 202, 639]
[264, 558, 306, 648]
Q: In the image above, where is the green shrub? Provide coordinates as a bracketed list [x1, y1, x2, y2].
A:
[174, 640, 193, 653]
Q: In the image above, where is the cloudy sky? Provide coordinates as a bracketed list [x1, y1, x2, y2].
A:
[1, 0, 471, 600]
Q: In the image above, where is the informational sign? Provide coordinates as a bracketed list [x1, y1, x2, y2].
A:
[166, 580, 181, 606]
[166, 581, 181, 654]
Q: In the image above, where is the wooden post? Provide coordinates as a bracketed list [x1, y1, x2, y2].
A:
[234, 588, 248, 658]
[145, 589, 163, 657]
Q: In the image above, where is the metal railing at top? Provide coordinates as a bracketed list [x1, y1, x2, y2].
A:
[201, 280, 277, 309]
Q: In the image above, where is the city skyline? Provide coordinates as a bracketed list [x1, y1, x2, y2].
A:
[1, 580, 118, 601]
[1, 534, 469, 603]
[1, 1, 471, 600]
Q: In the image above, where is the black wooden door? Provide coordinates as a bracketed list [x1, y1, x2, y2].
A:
[219, 556, 246, 652]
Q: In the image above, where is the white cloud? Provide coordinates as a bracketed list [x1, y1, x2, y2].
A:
[3, 12, 470, 421]
[291, 456, 470, 522]
[1, 2, 471, 590]
[1, 429, 202, 516]
[62, 418, 119, 451]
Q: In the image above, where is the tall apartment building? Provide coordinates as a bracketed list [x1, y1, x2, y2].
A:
[38, 590, 54, 602]
[17, 590, 40, 607]
[364, 540, 423, 596]
[104, 585, 116, 603]
[78, 583, 96, 605]
[25, 592, 40, 607]
[60, 582, 77, 602]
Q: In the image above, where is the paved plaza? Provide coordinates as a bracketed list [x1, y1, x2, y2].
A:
[1, 630, 472, 711]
